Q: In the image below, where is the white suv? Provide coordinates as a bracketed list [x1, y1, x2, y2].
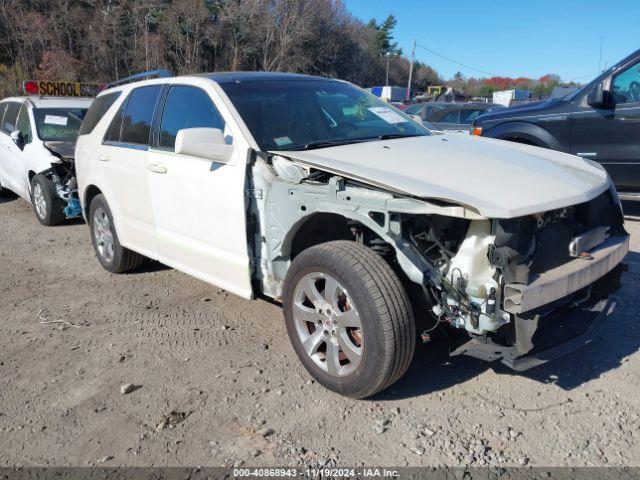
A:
[76, 72, 629, 398]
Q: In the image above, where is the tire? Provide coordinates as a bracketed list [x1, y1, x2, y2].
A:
[30, 174, 65, 226]
[89, 194, 144, 273]
[283, 240, 415, 399]
[0, 177, 9, 196]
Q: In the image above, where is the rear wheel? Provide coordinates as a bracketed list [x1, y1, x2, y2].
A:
[30, 174, 65, 226]
[283, 241, 415, 398]
[89, 194, 144, 273]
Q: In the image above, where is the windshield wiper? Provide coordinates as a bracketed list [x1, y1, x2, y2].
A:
[282, 133, 425, 152]
[285, 138, 378, 151]
[377, 133, 424, 140]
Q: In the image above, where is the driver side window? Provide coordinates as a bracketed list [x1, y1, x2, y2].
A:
[612, 62, 640, 105]
[16, 106, 32, 143]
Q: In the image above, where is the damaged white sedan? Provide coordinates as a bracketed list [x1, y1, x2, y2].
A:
[75, 72, 629, 398]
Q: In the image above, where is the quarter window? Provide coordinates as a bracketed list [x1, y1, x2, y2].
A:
[79, 92, 121, 136]
[159, 86, 225, 150]
[2, 102, 20, 134]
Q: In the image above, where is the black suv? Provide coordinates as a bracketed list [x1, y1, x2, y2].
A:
[473, 49, 640, 196]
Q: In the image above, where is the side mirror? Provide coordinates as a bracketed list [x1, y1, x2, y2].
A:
[587, 82, 611, 108]
[175, 128, 234, 164]
[10, 130, 25, 150]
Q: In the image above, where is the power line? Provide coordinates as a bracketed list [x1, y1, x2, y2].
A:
[415, 43, 497, 77]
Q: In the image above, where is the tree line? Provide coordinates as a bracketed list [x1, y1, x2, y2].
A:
[0, 0, 442, 97]
[0, 0, 575, 100]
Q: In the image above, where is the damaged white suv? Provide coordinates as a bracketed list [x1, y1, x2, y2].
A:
[75, 72, 629, 398]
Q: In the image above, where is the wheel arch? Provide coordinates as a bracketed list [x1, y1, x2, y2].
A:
[285, 212, 393, 262]
[484, 121, 561, 150]
[83, 184, 103, 221]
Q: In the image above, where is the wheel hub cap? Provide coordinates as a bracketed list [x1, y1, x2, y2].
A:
[33, 183, 46, 219]
[93, 207, 115, 264]
[293, 272, 363, 377]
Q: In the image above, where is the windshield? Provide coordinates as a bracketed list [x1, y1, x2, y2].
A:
[33, 108, 87, 141]
[220, 79, 430, 151]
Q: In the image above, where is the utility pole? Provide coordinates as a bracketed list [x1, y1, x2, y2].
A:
[385, 52, 391, 86]
[406, 40, 416, 102]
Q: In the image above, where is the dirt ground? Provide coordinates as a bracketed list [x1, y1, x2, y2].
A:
[1, 195, 639, 469]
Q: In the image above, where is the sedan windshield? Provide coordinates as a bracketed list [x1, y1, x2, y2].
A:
[220, 79, 429, 151]
[33, 108, 87, 141]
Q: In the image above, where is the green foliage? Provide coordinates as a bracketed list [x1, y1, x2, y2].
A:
[367, 14, 401, 55]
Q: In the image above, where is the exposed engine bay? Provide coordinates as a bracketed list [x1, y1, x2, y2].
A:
[251, 154, 629, 368]
[43, 141, 82, 219]
[407, 190, 627, 337]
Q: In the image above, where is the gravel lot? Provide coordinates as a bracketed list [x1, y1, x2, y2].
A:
[1, 195, 639, 468]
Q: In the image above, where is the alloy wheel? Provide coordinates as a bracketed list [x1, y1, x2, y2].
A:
[292, 272, 363, 377]
[33, 183, 47, 219]
[93, 207, 115, 264]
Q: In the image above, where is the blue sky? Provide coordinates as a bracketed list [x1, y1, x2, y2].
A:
[343, 0, 640, 82]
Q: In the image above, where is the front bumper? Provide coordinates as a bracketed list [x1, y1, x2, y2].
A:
[503, 234, 629, 314]
[451, 263, 627, 371]
[452, 296, 615, 371]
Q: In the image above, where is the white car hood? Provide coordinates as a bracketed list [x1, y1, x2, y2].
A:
[272, 134, 610, 218]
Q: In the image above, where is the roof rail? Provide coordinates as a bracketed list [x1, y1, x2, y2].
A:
[105, 70, 173, 89]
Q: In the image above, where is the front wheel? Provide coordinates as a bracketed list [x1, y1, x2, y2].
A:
[283, 241, 415, 398]
[89, 194, 144, 273]
[31, 174, 65, 226]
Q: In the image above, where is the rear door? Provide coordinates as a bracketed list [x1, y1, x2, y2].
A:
[0, 102, 24, 195]
[100, 85, 163, 258]
[571, 59, 640, 191]
[147, 84, 253, 298]
[0, 102, 11, 189]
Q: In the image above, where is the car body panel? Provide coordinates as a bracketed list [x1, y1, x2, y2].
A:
[273, 134, 610, 219]
[76, 76, 254, 299]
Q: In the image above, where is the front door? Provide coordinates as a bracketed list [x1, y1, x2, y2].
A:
[571, 60, 640, 192]
[147, 84, 252, 298]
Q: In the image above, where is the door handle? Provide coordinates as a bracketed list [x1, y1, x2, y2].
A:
[98, 154, 110, 162]
[148, 163, 167, 174]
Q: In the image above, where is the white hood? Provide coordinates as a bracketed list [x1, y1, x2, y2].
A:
[272, 134, 610, 219]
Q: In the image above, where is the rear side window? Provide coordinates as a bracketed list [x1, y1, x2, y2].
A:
[0, 103, 7, 127]
[158, 86, 225, 149]
[2, 102, 20, 133]
[104, 85, 162, 145]
[79, 92, 120, 136]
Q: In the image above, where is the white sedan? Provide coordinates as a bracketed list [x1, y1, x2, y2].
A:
[0, 95, 92, 225]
